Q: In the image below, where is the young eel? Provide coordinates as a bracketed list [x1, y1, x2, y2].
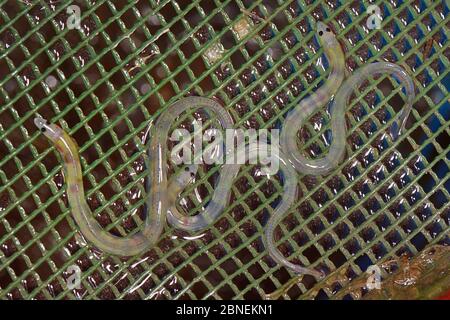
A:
[34, 97, 307, 278]
[280, 22, 415, 175]
[280, 21, 346, 175]
[33, 97, 231, 256]
[266, 21, 415, 278]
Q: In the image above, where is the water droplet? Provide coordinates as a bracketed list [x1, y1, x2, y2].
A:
[140, 82, 151, 94]
[148, 15, 161, 26]
[45, 75, 58, 89]
[233, 17, 252, 41]
[4, 79, 16, 92]
[203, 42, 225, 65]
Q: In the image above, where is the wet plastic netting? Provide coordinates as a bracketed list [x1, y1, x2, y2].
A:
[0, 0, 449, 299]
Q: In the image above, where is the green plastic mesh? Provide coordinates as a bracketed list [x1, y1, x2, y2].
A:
[0, 0, 449, 300]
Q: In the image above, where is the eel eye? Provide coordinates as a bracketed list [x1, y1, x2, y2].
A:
[318, 31, 323, 36]
[40, 127, 47, 133]
[184, 166, 196, 177]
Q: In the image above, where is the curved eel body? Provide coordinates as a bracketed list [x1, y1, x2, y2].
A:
[266, 22, 415, 277]
[33, 21, 415, 282]
[34, 116, 164, 256]
[34, 97, 305, 277]
[280, 21, 346, 175]
[167, 142, 299, 236]
[323, 61, 415, 170]
[281, 22, 415, 175]
[34, 97, 233, 256]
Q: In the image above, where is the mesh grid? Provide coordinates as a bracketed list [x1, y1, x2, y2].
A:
[0, 0, 448, 299]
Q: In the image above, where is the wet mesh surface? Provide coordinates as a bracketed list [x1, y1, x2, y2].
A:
[0, 0, 449, 299]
